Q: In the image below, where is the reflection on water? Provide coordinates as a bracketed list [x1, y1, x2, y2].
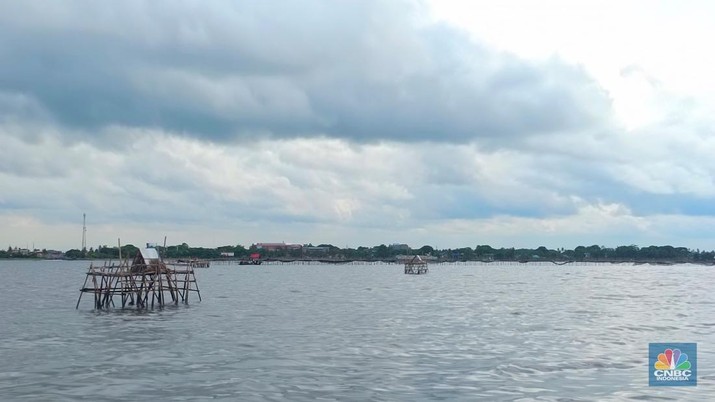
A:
[0, 260, 713, 400]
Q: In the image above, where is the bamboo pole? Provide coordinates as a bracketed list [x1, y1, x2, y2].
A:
[76, 271, 89, 309]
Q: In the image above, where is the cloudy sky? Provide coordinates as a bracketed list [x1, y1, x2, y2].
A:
[2, 0, 715, 251]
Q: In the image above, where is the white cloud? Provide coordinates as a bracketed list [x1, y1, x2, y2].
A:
[1, 1, 714, 251]
[429, 0, 715, 131]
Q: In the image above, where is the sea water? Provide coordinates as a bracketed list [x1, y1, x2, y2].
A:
[0, 260, 713, 400]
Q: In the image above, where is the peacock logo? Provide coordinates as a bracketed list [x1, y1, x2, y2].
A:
[654, 348, 691, 370]
[649, 343, 697, 386]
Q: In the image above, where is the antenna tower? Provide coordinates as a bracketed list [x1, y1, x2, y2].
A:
[81, 213, 87, 252]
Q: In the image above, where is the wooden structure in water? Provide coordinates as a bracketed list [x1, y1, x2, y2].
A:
[76, 247, 201, 309]
[404, 255, 428, 274]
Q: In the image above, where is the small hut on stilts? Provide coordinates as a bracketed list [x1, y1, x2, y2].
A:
[76, 246, 201, 309]
[404, 255, 428, 274]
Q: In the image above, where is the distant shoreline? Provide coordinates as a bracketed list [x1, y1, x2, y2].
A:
[4, 243, 713, 266]
[3, 257, 710, 266]
[251, 258, 714, 266]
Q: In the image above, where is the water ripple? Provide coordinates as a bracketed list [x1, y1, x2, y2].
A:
[0, 261, 714, 400]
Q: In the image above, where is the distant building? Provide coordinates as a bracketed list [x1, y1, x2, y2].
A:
[481, 254, 495, 262]
[220, 252, 235, 257]
[303, 246, 330, 254]
[44, 250, 65, 259]
[254, 242, 303, 251]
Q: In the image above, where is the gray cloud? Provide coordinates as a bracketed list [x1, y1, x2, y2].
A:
[0, 0, 612, 144]
[4, 1, 715, 252]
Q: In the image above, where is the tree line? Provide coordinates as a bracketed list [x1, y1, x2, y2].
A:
[2, 243, 714, 263]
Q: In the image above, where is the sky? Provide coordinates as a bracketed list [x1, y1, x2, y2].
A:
[2, 0, 715, 251]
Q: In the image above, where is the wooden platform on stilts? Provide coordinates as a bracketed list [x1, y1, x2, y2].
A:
[404, 255, 428, 274]
[76, 247, 201, 309]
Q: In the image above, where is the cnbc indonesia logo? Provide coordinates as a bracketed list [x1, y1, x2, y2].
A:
[649, 343, 697, 386]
